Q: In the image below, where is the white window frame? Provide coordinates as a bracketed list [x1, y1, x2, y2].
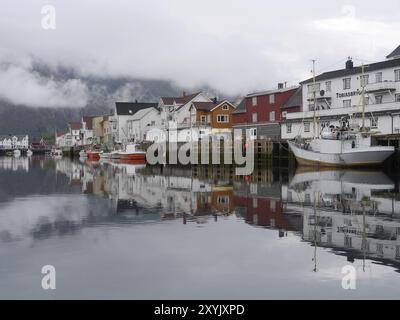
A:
[200, 115, 207, 124]
[252, 113, 258, 123]
[222, 104, 229, 111]
[250, 128, 257, 139]
[371, 117, 378, 128]
[395, 69, 400, 82]
[269, 94, 275, 104]
[287, 123, 292, 134]
[375, 95, 383, 104]
[343, 78, 351, 90]
[304, 122, 311, 133]
[325, 81, 332, 92]
[343, 99, 352, 108]
[252, 97, 257, 106]
[360, 74, 369, 87]
[376, 72, 383, 83]
[217, 115, 229, 123]
[269, 111, 275, 122]
[396, 94, 400, 102]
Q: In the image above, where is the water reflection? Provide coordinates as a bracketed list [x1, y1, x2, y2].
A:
[1, 156, 400, 298]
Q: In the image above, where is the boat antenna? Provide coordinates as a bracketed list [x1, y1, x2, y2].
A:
[312, 60, 317, 139]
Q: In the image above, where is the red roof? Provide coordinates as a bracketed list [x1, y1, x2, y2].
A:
[56, 132, 66, 137]
[69, 122, 82, 130]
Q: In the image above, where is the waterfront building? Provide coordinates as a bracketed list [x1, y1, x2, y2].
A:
[81, 117, 94, 146]
[92, 115, 112, 146]
[109, 102, 158, 144]
[186, 100, 236, 141]
[282, 45, 400, 144]
[126, 106, 162, 143]
[0, 135, 29, 150]
[159, 92, 212, 142]
[233, 85, 299, 141]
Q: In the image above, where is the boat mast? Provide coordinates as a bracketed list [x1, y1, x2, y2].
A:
[361, 64, 366, 131]
[312, 60, 317, 139]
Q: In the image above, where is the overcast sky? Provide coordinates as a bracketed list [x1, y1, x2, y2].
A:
[0, 0, 399, 107]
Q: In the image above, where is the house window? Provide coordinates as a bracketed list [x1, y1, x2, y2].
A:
[396, 94, 400, 102]
[252, 97, 257, 106]
[343, 78, 351, 90]
[217, 115, 229, 123]
[269, 111, 275, 122]
[371, 117, 378, 128]
[222, 104, 229, 111]
[308, 104, 315, 111]
[287, 123, 292, 134]
[304, 122, 311, 133]
[326, 81, 332, 92]
[253, 198, 258, 209]
[376, 72, 383, 83]
[360, 75, 369, 87]
[200, 115, 207, 124]
[365, 97, 370, 105]
[252, 113, 258, 123]
[269, 94, 275, 104]
[395, 69, 400, 82]
[217, 196, 229, 205]
[308, 83, 321, 93]
[250, 128, 257, 139]
[375, 95, 383, 104]
[343, 99, 352, 108]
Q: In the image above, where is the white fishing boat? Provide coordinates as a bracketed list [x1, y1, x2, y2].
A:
[288, 63, 395, 167]
[79, 150, 87, 158]
[26, 150, 33, 157]
[100, 152, 111, 159]
[13, 149, 21, 157]
[119, 144, 146, 161]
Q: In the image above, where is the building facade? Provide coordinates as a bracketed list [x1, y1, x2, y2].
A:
[0, 135, 29, 149]
[126, 107, 161, 142]
[233, 86, 299, 141]
[282, 46, 400, 141]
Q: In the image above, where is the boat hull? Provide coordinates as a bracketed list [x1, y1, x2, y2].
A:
[119, 153, 146, 161]
[87, 152, 100, 161]
[288, 141, 394, 167]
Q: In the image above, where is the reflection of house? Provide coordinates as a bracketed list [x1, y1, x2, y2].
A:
[285, 169, 400, 266]
[234, 179, 300, 233]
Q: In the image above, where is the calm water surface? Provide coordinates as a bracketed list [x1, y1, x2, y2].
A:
[0, 156, 400, 299]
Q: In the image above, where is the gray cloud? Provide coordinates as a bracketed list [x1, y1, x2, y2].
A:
[0, 0, 399, 106]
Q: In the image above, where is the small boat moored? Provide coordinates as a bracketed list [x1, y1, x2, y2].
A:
[119, 144, 146, 161]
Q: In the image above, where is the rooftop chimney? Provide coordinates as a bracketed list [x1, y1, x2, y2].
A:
[213, 97, 217, 104]
[182, 91, 186, 97]
[346, 57, 354, 70]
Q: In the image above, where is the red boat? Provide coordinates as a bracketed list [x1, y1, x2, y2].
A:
[119, 144, 146, 161]
[87, 150, 101, 161]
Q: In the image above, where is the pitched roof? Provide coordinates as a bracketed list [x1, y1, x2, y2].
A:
[233, 99, 246, 114]
[82, 116, 94, 130]
[130, 107, 158, 121]
[387, 45, 400, 59]
[301, 58, 400, 84]
[69, 122, 82, 130]
[282, 87, 302, 109]
[192, 100, 235, 112]
[161, 92, 201, 106]
[246, 86, 299, 98]
[56, 132, 66, 137]
[115, 102, 158, 116]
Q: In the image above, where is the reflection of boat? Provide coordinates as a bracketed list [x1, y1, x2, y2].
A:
[79, 150, 87, 158]
[26, 150, 33, 157]
[119, 144, 146, 161]
[100, 152, 111, 160]
[50, 149, 63, 157]
[87, 150, 100, 161]
[110, 150, 121, 159]
[13, 149, 21, 157]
